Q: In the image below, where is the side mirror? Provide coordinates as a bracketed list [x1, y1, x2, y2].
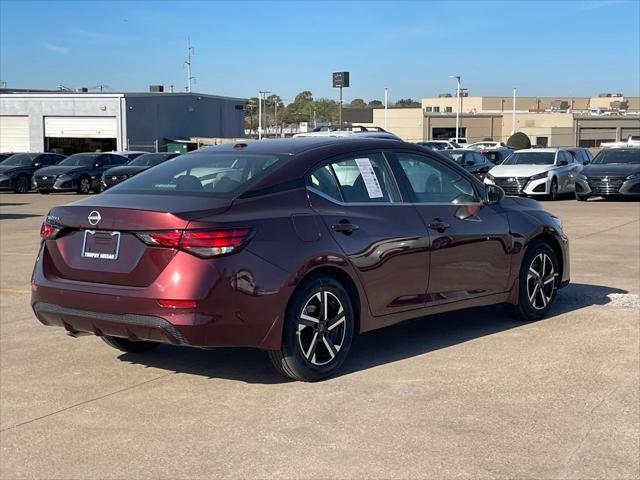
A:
[484, 184, 505, 204]
[464, 159, 474, 166]
[583, 160, 590, 165]
[94, 162, 102, 168]
[33, 162, 41, 168]
[557, 159, 568, 166]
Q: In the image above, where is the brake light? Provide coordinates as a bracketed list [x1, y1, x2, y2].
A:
[136, 228, 252, 258]
[136, 230, 181, 248]
[40, 222, 61, 240]
[180, 229, 251, 257]
[157, 299, 197, 309]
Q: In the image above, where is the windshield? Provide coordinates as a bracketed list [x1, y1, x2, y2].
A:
[443, 152, 467, 165]
[502, 152, 555, 165]
[128, 153, 175, 167]
[0, 154, 36, 166]
[592, 149, 640, 165]
[109, 151, 285, 197]
[59, 154, 99, 167]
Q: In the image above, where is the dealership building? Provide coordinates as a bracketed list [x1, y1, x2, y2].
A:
[0, 89, 246, 154]
[350, 93, 640, 147]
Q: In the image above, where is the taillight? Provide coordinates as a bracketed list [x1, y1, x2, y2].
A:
[135, 230, 181, 248]
[136, 228, 252, 258]
[40, 222, 62, 240]
[180, 229, 252, 258]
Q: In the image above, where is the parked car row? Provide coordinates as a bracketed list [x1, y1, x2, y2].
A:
[0, 151, 179, 194]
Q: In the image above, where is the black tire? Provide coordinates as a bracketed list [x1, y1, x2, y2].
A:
[14, 176, 30, 193]
[38, 190, 50, 195]
[268, 275, 355, 381]
[78, 176, 92, 194]
[510, 241, 559, 321]
[101, 336, 159, 353]
[547, 178, 558, 201]
[575, 193, 589, 202]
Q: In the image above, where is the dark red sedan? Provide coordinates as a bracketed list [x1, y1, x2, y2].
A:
[32, 138, 569, 381]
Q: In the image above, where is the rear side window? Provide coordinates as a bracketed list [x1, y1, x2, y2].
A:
[109, 151, 283, 197]
[309, 154, 400, 203]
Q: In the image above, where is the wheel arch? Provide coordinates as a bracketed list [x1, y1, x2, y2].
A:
[527, 232, 564, 280]
[292, 265, 362, 336]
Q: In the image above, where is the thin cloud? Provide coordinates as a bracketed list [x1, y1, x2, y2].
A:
[44, 43, 69, 54]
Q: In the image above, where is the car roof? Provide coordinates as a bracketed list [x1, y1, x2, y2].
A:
[514, 148, 561, 153]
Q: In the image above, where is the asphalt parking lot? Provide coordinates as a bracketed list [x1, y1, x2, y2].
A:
[1, 193, 638, 480]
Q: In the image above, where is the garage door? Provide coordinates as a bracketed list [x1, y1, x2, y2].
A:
[44, 116, 117, 138]
[0, 116, 30, 152]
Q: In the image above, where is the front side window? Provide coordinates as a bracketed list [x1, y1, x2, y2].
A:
[308, 153, 400, 203]
[395, 152, 479, 204]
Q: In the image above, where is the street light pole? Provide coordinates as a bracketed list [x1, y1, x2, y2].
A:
[384, 87, 388, 130]
[450, 75, 461, 141]
[258, 90, 270, 139]
[512, 87, 517, 135]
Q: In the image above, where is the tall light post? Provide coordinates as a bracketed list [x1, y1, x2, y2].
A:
[512, 87, 517, 135]
[450, 75, 461, 140]
[258, 90, 270, 139]
[384, 87, 388, 130]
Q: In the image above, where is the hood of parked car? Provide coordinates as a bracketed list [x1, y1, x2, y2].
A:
[489, 164, 555, 178]
[0, 165, 31, 175]
[34, 165, 85, 176]
[102, 165, 148, 177]
[582, 163, 640, 177]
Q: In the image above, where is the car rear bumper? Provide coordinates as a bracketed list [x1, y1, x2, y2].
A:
[33, 302, 190, 345]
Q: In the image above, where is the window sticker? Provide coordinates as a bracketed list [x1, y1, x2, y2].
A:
[354, 158, 384, 198]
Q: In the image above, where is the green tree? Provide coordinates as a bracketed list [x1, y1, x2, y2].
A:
[313, 98, 339, 124]
[507, 132, 532, 150]
[349, 98, 367, 108]
[393, 98, 421, 108]
[368, 99, 383, 108]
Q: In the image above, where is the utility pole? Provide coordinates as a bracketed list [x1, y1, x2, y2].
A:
[384, 87, 388, 130]
[512, 87, 517, 135]
[274, 101, 278, 137]
[185, 37, 194, 93]
[450, 75, 461, 140]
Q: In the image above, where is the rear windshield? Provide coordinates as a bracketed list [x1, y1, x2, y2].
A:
[502, 152, 555, 165]
[59, 154, 99, 167]
[0, 153, 36, 166]
[128, 153, 177, 167]
[108, 151, 284, 197]
[592, 149, 640, 164]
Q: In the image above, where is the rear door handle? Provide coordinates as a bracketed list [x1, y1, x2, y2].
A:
[332, 222, 359, 234]
[428, 219, 450, 233]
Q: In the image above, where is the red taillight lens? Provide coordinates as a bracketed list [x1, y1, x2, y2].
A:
[136, 230, 182, 248]
[40, 222, 61, 240]
[180, 229, 251, 257]
[157, 299, 197, 309]
[136, 228, 252, 258]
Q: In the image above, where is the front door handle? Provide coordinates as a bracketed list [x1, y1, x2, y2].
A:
[428, 219, 451, 233]
[332, 222, 359, 234]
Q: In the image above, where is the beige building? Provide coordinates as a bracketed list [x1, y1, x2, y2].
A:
[364, 93, 640, 147]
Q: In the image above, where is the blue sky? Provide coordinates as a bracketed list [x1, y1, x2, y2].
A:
[1, 0, 638, 103]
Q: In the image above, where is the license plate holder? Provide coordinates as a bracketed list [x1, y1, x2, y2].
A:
[82, 230, 121, 260]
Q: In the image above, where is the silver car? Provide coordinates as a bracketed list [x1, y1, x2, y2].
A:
[484, 148, 583, 200]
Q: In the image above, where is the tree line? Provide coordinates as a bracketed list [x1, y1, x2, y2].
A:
[245, 91, 421, 132]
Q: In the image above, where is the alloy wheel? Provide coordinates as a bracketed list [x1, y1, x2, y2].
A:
[79, 178, 91, 194]
[297, 290, 346, 366]
[16, 177, 29, 193]
[527, 253, 556, 310]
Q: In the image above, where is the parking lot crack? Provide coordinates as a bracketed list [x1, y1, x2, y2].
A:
[575, 218, 640, 240]
[0, 372, 175, 432]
